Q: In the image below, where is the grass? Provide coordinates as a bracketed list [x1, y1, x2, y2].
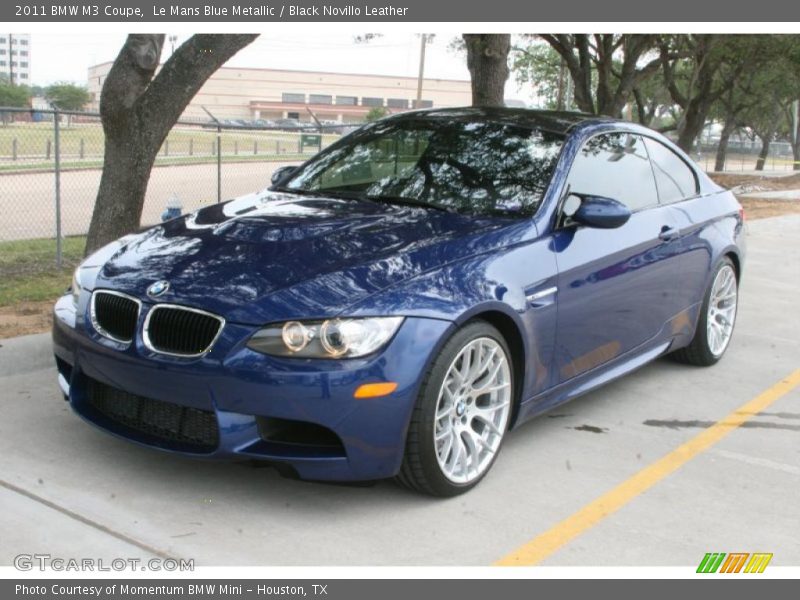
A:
[0, 152, 316, 174]
[0, 236, 85, 306]
[0, 122, 338, 171]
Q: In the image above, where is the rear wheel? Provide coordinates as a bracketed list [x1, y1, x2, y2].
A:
[673, 258, 738, 366]
[397, 321, 513, 496]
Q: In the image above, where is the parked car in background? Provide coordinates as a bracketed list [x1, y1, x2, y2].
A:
[273, 117, 303, 131]
[53, 108, 744, 496]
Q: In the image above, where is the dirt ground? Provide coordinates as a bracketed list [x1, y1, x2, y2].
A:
[707, 172, 800, 218]
[0, 301, 53, 339]
[1, 175, 797, 340]
[739, 196, 800, 219]
[708, 172, 800, 193]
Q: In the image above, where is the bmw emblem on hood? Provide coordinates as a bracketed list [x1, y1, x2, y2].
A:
[147, 280, 170, 298]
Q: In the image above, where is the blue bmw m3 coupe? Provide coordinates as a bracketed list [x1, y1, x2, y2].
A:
[53, 108, 745, 496]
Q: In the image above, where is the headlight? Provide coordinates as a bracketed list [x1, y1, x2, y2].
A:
[70, 268, 82, 307]
[247, 317, 404, 359]
[68, 234, 139, 308]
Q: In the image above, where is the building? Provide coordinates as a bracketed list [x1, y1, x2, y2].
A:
[87, 63, 472, 123]
[0, 34, 31, 84]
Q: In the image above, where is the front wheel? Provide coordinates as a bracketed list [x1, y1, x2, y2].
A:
[397, 321, 513, 496]
[673, 258, 739, 366]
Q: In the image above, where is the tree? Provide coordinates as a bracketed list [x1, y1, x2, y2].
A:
[512, 42, 567, 110]
[707, 36, 798, 171]
[0, 81, 31, 107]
[537, 34, 662, 117]
[84, 34, 258, 255]
[630, 71, 673, 128]
[786, 102, 800, 172]
[0, 82, 30, 126]
[780, 42, 800, 171]
[742, 93, 789, 171]
[365, 106, 390, 122]
[657, 34, 745, 153]
[44, 82, 91, 111]
[463, 34, 511, 107]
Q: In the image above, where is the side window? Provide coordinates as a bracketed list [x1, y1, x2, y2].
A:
[643, 137, 699, 203]
[565, 133, 658, 212]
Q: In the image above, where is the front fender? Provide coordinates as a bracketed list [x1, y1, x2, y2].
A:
[345, 237, 560, 405]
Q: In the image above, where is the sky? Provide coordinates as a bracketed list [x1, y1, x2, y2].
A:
[28, 32, 532, 102]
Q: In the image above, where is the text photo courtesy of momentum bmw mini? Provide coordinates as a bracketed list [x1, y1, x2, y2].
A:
[52, 107, 744, 497]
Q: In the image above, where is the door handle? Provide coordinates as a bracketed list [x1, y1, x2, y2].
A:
[659, 225, 677, 242]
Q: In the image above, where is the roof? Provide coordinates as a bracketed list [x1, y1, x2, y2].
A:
[387, 106, 616, 135]
[88, 61, 471, 85]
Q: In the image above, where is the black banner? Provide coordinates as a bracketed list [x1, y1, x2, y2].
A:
[4, 0, 800, 22]
[4, 579, 799, 600]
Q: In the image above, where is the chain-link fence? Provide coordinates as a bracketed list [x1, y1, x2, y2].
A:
[0, 107, 345, 265]
[2, 107, 798, 266]
[693, 137, 799, 173]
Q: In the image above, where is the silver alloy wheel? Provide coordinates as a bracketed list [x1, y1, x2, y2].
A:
[433, 337, 512, 484]
[707, 264, 738, 357]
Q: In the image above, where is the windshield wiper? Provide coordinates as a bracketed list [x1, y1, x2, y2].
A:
[363, 195, 456, 213]
[271, 186, 315, 195]
[272, 187, 365, 200]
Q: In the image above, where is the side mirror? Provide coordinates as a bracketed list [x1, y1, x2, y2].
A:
[271, 165, 299, 186]
[569, 194, 631, 229]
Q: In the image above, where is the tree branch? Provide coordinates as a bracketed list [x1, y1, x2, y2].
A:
[136, 34, 258, 143]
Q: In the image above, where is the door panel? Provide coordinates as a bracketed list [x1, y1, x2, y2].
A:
[551, 206, 683, 382]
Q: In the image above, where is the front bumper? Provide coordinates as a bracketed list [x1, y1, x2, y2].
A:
[52, 293, 452, 481]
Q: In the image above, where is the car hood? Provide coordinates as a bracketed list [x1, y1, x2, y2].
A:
[93, 190, 528, 324]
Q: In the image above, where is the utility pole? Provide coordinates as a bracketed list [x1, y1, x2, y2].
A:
[168, 35, 178, 55]
[51, 101, 62, 268]
[202, 106, 222, 203]
[8, 34, 13, 85]
[415, 34, 428, 109]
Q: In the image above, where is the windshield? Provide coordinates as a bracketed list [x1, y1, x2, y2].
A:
[280, 118, 565, 216]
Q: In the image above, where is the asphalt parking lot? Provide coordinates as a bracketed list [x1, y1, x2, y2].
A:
[1, 215, 798, 567]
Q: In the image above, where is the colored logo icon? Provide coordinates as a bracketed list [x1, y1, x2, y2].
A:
[147, 280, 170, 298]
[697, 552, 773, 573]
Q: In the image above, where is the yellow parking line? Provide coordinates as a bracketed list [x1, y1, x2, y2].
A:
[495, 368, 800, 566]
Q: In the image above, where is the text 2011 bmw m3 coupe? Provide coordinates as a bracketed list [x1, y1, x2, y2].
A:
[53, 108, 745, 496]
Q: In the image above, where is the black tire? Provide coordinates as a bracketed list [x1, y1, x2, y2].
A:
[396, 320, 513, 497]
[672, 257, 738, 366]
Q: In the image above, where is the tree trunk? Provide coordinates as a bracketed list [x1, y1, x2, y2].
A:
[556, 59, 567, 110]
[86, 131, 161, 247]
[787, 98, 800, 171]
[85, 34, 258, 255]
[676, 99, 708, 153]
[714, 118, 736, 172]
[463, 34, 510, 107]
[755, 135, 771, 171]
[632, 87, 657, 127]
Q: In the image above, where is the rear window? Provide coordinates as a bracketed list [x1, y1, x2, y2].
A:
[643, 137, 699, 203]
